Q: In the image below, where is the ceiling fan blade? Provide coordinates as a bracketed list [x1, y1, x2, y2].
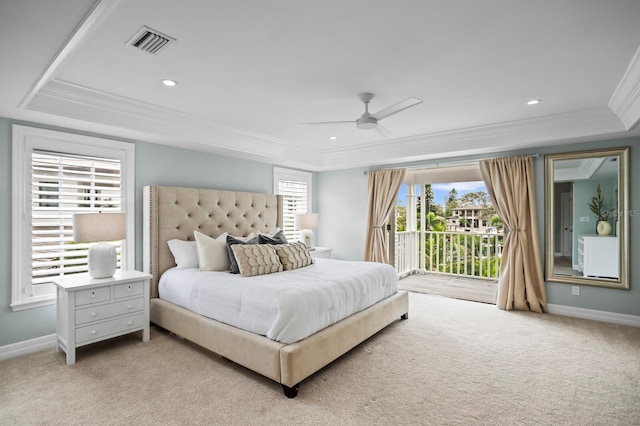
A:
[298, 120, 355, 126]
[372, 97, 423, 121]
[375, 124, 393, 139]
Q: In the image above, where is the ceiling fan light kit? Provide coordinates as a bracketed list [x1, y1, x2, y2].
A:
[356, 115, 378, 130]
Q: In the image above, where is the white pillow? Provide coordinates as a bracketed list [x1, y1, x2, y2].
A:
[167, 239, 199, 269]
[194, 231, 230, 271]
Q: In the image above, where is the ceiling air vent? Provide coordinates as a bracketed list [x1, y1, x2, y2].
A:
[126, 26, 175, 55]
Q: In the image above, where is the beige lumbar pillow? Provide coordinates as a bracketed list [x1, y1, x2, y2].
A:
[231, 244, 283, 277]
[273, 241, 315, 271]
[194, 231, 229, 271]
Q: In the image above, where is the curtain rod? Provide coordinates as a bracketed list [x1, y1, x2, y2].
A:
[364, 153, 539, 174]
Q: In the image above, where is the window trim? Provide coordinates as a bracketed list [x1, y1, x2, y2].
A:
[273, 167, 313, 242]
[11, 125, 135, 311]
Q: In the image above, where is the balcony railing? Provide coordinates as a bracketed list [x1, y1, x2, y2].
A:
[395, 230, 503, 280]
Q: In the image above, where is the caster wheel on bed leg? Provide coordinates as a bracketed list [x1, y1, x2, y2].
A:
[282, 384, 299, 398]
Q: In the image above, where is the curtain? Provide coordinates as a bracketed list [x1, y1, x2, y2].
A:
[364, 168, 406, 263]
[479, 156, 546, 312]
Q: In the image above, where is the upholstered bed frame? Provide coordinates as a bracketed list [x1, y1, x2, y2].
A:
[143, 185, 408, 398]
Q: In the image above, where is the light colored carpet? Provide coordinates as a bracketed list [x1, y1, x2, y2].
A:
[1, 293, 639, 425]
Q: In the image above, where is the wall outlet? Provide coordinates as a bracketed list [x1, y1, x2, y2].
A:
[580, 216, 590, 223]
[572, 286, 580, 296]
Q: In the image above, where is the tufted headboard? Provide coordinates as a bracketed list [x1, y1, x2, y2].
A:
[143, 186, 283, 298]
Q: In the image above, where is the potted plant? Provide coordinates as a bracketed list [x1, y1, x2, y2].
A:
[588, 184, 612, 235]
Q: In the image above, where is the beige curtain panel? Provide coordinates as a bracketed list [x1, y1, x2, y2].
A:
[479, 156, 547, 313]
[364, 168, 406, 264]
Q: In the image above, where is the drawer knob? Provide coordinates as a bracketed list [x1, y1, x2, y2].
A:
[128, 286, 132, 292]
[91, 312, 97, 317]
[91, 330, 97, 335]
[127, 321, 133, 326]
[127, 304, 133, 309]
[91, 292, 96, 298]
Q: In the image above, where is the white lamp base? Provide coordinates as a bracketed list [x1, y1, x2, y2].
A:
[300, 229, 315, 249]
[88, 242, 117, 278]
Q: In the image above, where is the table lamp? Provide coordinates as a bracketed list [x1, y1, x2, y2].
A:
[73, 212, 126, 278]
[295, 213, 319, 250]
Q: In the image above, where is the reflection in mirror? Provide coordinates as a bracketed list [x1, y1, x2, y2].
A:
[545, 148, 629, 290]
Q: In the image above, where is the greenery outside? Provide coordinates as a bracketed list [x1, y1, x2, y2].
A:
[396, 184, 503, 279]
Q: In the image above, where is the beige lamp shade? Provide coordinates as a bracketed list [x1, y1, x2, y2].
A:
[295, 213, 319, 230]
[73, 212, 126, 243]
[73, 212, 126, 279]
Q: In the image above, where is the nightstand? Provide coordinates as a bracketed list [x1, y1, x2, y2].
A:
[310, 247, 333, 259]
[53, 270, 151, 365]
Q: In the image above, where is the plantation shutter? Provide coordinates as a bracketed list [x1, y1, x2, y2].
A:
[277, 179, 309, 242]
[30, 150, 122, 290]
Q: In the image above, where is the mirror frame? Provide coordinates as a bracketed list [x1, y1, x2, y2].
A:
[545, 147, 629, 289]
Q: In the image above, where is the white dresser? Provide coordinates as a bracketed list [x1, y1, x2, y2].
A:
[53, 270, 151, 365]
[577, 235, 619, 279]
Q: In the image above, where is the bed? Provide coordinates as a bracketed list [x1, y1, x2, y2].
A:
[143, 185, 408, 398]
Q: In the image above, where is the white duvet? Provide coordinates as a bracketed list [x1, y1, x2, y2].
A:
[159, 258, 398, 344]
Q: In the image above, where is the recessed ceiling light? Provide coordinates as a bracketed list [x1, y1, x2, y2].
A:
[329, 136, 337, 140]
[527, 99, 541, 105]
[162, 79, 177, 87]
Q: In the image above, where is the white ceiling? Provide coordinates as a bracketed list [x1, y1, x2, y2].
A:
[1, 0, 640, 171]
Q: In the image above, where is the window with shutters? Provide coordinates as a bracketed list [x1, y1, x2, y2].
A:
[273, 167, 313, 242]
[11, 126, 135, 311]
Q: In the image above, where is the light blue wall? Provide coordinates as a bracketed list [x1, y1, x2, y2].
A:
[1, 114, 638, 347]
[317, 137, 640, 317]
[0, 117, 278, 346]
[132, 142, 275, 271]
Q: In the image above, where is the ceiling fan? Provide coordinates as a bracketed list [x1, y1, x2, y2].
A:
[300, 93, 423, 137]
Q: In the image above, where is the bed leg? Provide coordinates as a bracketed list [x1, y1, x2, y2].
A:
[401, 313, 408, 320]
[282, 384, 299, 399]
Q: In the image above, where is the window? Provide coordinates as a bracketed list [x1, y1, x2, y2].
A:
[273, 167, 313, 242]
[11, 126, 135, 311]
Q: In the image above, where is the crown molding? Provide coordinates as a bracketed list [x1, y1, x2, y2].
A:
[18, 0, 121, 109]
[24, 78, 630, 171]
[26, 79, 306, 164]
[27, 79, 628, 171]
[609, 45, 640, 130]
[318, 107, 627, 170]
[553, 158, 605, 182]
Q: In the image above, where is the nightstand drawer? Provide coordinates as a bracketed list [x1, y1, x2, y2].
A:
[114, 281, 143, 298]
[76, 297, 144, 325]
[76, 313, 144, 344]
[310, 247, 332, 259]
[75, 287, 110, 306]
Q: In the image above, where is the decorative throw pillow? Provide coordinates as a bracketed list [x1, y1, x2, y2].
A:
[231, 244, 283, 277]
[226, 234, 259, 274]
[273, 241, 315, 271]
[194, 231, 229, 271]
[167, 239, 199, 269]
[258, 229, 288, 245]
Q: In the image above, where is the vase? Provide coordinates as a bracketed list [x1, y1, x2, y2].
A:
[596, 220, 612, 235]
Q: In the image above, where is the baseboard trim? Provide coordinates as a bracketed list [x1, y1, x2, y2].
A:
[0, 334, 57, 361]
[547, 304, 640, 327]
[2, 306, 638, 360]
